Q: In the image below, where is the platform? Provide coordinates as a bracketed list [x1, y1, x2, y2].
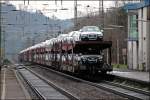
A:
[109, 68, 150, 84]
[1, 65, 31, 99]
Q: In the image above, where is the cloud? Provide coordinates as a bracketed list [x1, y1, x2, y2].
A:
[8, 1, 113, 20]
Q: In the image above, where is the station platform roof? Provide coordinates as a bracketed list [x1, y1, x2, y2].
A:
[124, 0, 150, 10]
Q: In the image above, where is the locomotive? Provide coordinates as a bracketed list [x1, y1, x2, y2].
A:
[19, 29, 112, 74]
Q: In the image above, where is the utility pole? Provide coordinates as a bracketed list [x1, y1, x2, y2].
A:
[99, 0, 104, 29]
[0, 9, 2, 65]
[117, 39, 119, 64]
[74, 0, 77, 30]
[115, 0, 119, 8]
[102, 0, 104, 28]
[55, 0, 57, 6]
[61, 0, 63, 5]
[99, 0, 101, 28]
[24, 0, 30, 5]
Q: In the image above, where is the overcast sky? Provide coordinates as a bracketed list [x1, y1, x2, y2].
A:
[2, 0, 114, 20]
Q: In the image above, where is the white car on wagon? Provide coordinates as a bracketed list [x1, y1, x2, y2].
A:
[79, 26, 103, 41]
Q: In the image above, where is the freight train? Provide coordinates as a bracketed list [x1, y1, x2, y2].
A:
[19, 26, 112, 74]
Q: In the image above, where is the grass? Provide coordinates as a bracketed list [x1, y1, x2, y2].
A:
[112, 64, 128, 69]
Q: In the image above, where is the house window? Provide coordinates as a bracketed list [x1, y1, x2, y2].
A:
[129, 15, 138, 41]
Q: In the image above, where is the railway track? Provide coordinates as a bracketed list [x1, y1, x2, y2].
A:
[94, 81, 150, 100]
[102, 81, 150, 96]
[26, 64, 149, 100]
[16, 66, 78, 100]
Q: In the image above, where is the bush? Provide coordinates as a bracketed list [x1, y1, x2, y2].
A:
[3, 59, 11, 65]
[113, 64, 127, 69]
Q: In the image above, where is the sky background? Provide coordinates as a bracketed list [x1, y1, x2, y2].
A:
[2, 0, 114, 19]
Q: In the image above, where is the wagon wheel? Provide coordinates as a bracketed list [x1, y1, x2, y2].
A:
[101, 71, 107, 74]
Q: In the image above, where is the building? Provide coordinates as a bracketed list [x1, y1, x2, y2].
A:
[124, 0, 150, 71]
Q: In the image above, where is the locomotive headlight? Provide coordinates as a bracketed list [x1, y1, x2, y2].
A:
[98, 56, 103, 60]
[82, 58, 86, 62]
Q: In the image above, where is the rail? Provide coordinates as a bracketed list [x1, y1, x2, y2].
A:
[33, 65, 149, 100]
[17, 66, 78, 100]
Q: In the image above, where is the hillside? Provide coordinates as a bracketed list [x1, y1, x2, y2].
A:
[1, 2, 73, 61]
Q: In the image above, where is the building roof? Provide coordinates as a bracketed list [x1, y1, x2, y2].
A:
[124, 0, 150, 10]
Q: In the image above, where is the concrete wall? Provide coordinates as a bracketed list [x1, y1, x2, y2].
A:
[127, 15, 131, 69]
[146, 7, 150, 71]
[147, 21, 150, 71]
[137, 7, 150, 71]
[128, 6, 150, 71]
[138, 8, 143, 70]
[143, 7, 147, 70]
[133, 41, 138, 70]
[128, 42, 133, 69]
[128, 41, 138, 70]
